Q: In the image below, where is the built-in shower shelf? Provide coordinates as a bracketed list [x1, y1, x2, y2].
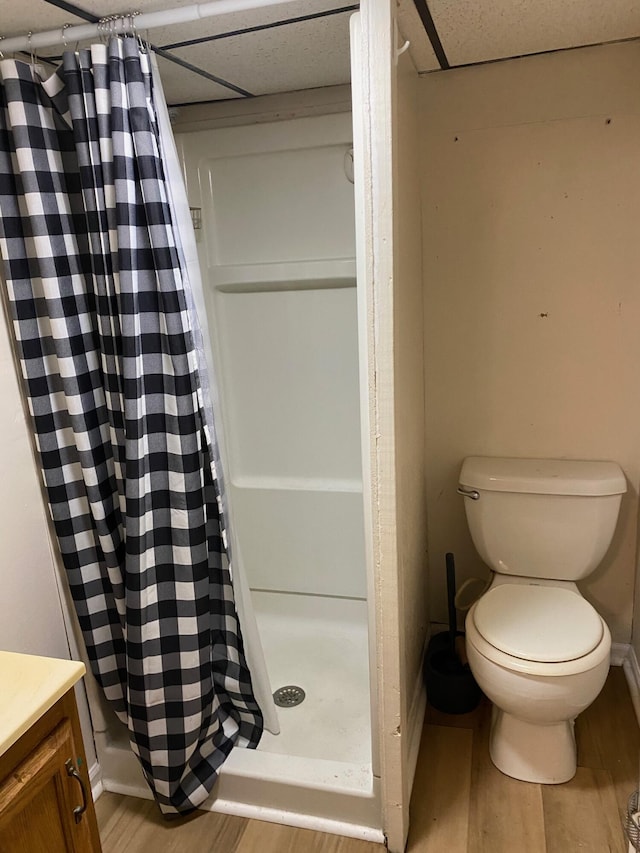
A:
[209, 258, 356, 292]
[231, 475, 363, 493]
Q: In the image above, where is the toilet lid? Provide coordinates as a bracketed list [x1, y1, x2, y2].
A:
[473, 585, 604, 663]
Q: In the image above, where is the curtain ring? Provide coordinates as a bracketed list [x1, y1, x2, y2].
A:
[61, 23, 71, 50]
[98, 16, 108, 44]
[101, 16, 111, 45]
[27, 31, 36, 67]
[131, 13, 146, 53]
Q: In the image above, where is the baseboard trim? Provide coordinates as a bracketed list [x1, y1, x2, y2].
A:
[89, 761, 103, 802]
[622, 645, 640, 729]
[407, 648, 427, 796]
[612, 642, 630, 667]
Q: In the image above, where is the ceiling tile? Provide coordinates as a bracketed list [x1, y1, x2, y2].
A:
[2, 0, 76, 52]
[2, 0, 66, 35]
[68, 0, 352, 46]
[148, 1, 354, 50]
[154, 53, 239, 103]
[2, 1, 354, 103]
[166, 12, 352, 99]
[429, 0, 640, 66]
[0, 1, 354, 47]
[396, 0, 440, 72]
[151, 0, 357, 45]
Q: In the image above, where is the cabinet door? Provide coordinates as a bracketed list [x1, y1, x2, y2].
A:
[0, 719, 94, 852]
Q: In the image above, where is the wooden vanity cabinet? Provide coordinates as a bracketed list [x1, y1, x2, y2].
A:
[0, 689, 101, 852]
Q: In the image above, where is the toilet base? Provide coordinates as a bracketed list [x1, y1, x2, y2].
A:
[489, 706, 577, 784]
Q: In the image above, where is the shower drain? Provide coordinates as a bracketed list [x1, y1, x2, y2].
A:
[273, 685, 306, 707]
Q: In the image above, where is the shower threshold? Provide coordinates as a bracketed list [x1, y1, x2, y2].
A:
[93, 591, 381, 841]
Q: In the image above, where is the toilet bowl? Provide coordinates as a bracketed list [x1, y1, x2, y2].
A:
[458, 456, 626, 784]
[465, 577, 611, 783]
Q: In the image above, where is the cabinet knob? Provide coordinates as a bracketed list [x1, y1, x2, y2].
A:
[65, 759, 88, 824]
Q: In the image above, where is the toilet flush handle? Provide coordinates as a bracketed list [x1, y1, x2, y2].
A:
[457, 486, 480, 500]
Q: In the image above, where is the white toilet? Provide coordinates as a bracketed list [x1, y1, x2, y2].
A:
[458, 456, 626, 784]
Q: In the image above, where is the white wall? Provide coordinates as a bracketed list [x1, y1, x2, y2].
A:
[419, 42, 640, 643]
[0, 302, 70, 659]
[394, 43, 429, 825]
[0, 293, 97, 770]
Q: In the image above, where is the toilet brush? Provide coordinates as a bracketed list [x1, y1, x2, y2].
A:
[423, 552, 482, 714]
[446, 552, 458, 654]
[446, 552, 469, 665]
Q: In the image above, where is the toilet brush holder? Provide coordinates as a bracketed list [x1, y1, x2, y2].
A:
[424, 552, 482, 715]
[424, 630, 481, 714]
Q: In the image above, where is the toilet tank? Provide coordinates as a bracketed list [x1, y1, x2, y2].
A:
[458, 457, 626, 581]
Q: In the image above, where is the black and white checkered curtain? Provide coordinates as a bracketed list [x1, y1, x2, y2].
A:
[0, 38, 262, 813]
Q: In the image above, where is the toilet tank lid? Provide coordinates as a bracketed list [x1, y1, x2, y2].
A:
[459, 456, 626, 496]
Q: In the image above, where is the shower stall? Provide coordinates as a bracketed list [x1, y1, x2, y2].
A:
[89, 107, 381, 838]
[83, 6, 429, 847]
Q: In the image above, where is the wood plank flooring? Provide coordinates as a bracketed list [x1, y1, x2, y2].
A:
[97, 667, 638, 852]
[96, 793, 381, 853]
[408, 666, 638, 853]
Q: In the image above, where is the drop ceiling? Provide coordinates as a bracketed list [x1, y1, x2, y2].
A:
[1, 0, 639, 106]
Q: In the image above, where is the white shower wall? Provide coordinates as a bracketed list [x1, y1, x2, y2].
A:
[176, 112, 366, 601]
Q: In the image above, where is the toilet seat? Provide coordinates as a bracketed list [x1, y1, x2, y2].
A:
[466, 589, 611, 678]
[473, 585, 603, 663]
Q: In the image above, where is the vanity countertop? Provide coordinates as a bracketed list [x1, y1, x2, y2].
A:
[0, 651, 85, 757]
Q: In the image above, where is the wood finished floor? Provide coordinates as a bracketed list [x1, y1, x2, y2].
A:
[97, 667, 638, 852]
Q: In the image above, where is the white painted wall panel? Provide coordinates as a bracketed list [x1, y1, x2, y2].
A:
[419, 43, 640, 643]
[393, 47, 428, 788]
[0, 292, 98, 771]
[350, 5, 428, 849]
[0, 303, 70, 661]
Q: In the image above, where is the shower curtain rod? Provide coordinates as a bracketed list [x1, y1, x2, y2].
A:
[0, 0, 302, 54]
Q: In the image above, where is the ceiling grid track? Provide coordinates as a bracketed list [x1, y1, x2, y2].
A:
[443, 32, 640, 72]
[161, 4, 359, 51]
[33, 0, 360, 103]
[43, 0, 256, 96]
[410, 0, 640, 74]
[411, 0, 449, 69]
[5, 0, 640, 101]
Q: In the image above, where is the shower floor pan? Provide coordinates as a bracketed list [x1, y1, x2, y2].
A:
[94, 592, 381, 840]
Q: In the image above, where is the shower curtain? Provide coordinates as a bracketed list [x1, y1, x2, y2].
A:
[0, 37, 268, 814]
